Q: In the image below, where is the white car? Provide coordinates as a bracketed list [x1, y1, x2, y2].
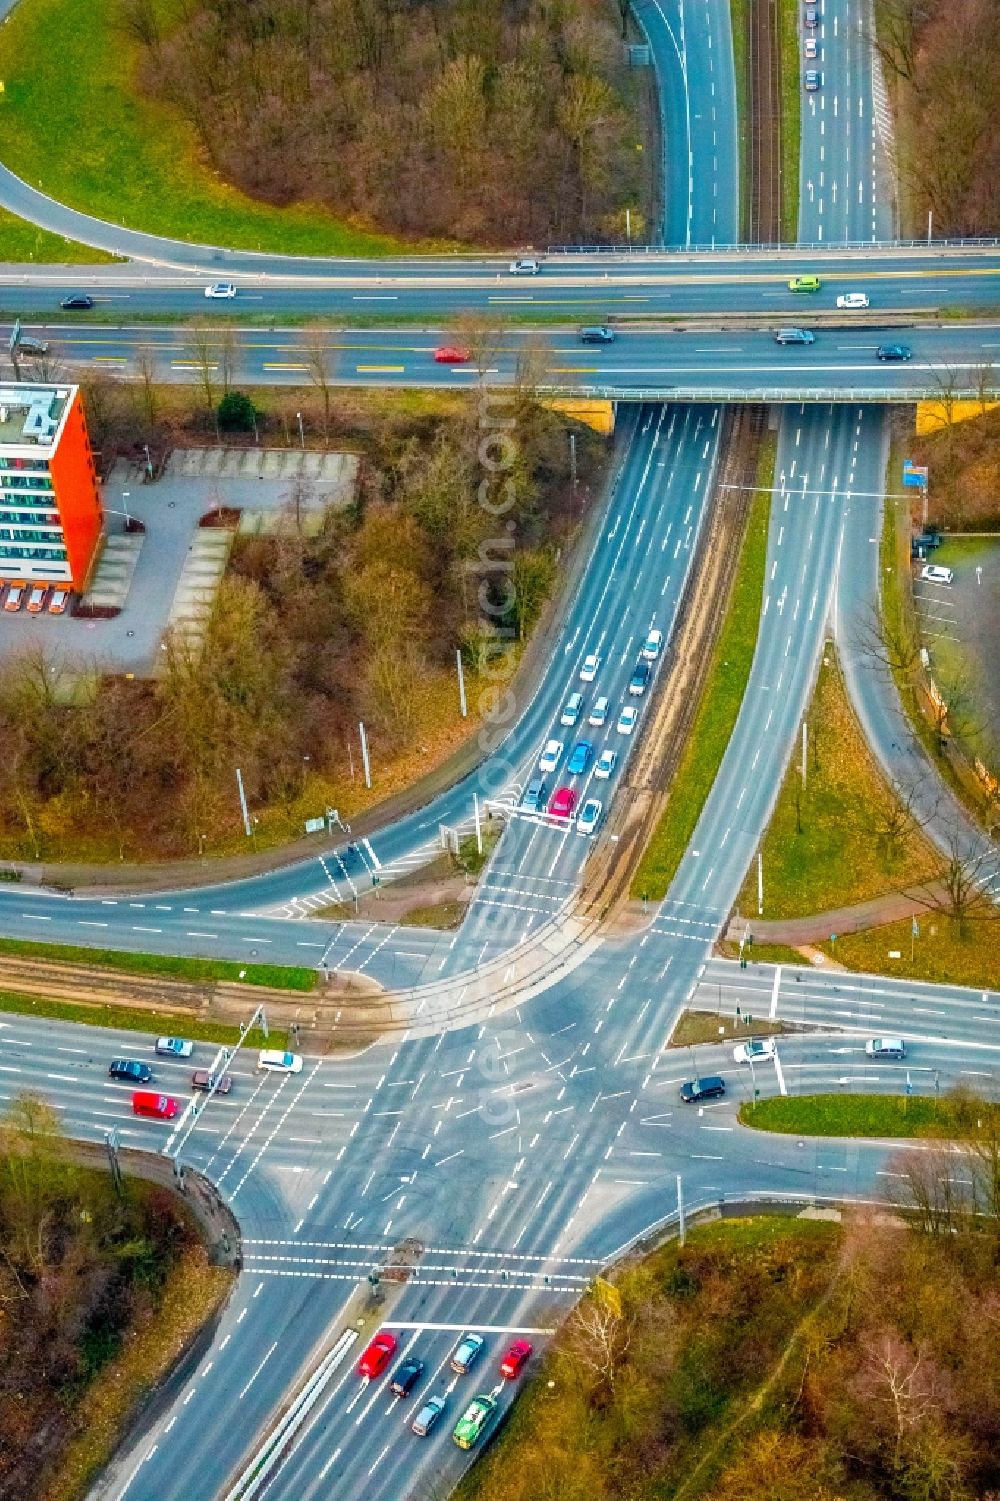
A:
[836, 292, 869, 309]
[642, 629, 663, 661]
[594, 747, 617, 779]
[588, 696, 609, 727]
[205, 282, 237, 299]
[257, 1049, 303, 1073]
[579, 653, 600, 683]
[539, 739, 563, 774]
[155, 1036, 194, 1058]
[920, 564, 953, 584]
[617, 704, 638, 735]
[577, 798, 603, 836]
[733, 1037, 776, 1064]
[509, 258, 540, 275]
[804, 37, 817, 58]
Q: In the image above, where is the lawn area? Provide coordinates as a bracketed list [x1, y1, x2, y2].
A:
[779, 0, 801, 240]
[0, 989, 286, 1049]
[668, 1009, 797, 1048]
[0, 936, 316, 991]
[398, 901, 467, 930]
[0, 206, 114, 263]
[817, 913, 1000, 992]
[0, 0, 418, 256]
[729, 0, 750, 240]
[632, 436, 773, 900]
[735, 651, 940, 920]
[740, 1092, 966, 1137]
[715, 939, 809, 966]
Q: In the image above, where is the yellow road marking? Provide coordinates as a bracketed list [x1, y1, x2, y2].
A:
[262, 362, 309, 370]
[357, 364, 405, 372]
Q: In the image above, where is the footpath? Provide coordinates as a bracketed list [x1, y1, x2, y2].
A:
[724, 881, 948, 946]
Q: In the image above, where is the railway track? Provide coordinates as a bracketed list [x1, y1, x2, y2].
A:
[746, 0, 783, 244]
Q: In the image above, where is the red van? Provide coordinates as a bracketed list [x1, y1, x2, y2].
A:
[131, 1090, 179, 1120]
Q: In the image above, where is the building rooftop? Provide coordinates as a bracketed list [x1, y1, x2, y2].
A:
[0, 386, 73, 450]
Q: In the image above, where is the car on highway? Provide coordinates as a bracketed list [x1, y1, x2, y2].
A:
[521, 776, 548, 812]
[920, 564, 953, 584]
[539, 739, 563, 774]
[3, 584, 25, 612]
[191, 1069, 233, 1094]
[390, 1356, 424, 1396]
[549, 786, 578, 818]
[617, 704, 638, 735]
[204, 282, 237, 298]
[433, 345, 471, 364]
[155, 1037, 193, 1058]
[774, 327, 815, 345]
[804, 36, 818, 57]
[876, 342, 912, 361]
[788, 275, 821, 292]
[680, 1076, 726, 1103]
[865, 1037, 906, 1059]
[358, 1330, 396, 1378]
[60, 294, 94, 310]
[588, 695, 609, 727]
[734, 1037, 777, 1063]
[642, 628, 663, 659]
[452, 1394, 496, 1450]
[837, 292, 870, 308]
[411, 1394, 448, 1436]
[131, 1091, 179, 1120]
[804, 4, 818, 26]
[500, 1338, 533, 1378]
[560, 692, 583, 726]
[48, 588, 70, 614]
[579, 325, 615, 344]
[26, 586, 47, 613]
[579, 652, 600, 682]
[594, 747, 617, 779]
[804, 69, 821, 90]
[509, 258, 541, 275]
[450, 1332, 485, 1374]
[629, 660, 651, 695]
[256, 1049, 303, 1073]
[577, 797, 602, 835]
[567, 740, 593, 775]
[109, 1059, 153, 1084]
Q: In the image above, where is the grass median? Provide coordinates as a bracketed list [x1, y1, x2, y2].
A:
[779, 0, 801, 240]
[739, 1092, 967, 1138]
[632, 436, 774, 901]
[0, 936, 316, 991]
[0, 990, 285, 1049]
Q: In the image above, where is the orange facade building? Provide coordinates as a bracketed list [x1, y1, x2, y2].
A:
[0, 384, 103, 590]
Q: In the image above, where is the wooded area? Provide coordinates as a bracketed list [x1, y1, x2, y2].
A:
[873, 0, 999, 236]
[0, 374, 602, 861]
[0, 1095, 223, 1501]
[121, 0, 651, 244]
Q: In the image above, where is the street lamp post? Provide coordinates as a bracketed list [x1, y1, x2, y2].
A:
[296, 411, 305, 449]
[121, 490, 131, 527]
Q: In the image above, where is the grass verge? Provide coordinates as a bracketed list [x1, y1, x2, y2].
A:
[778, 0, 801, 240]
[730, 0, 750, 241]
[0, 0, 422, 257]
[632, 435, 773, 900]
[0, 936, 315, 991]
[715, 939, 809, 965]
[0, 990, 286, 1049]
[0, 206, 115, 264]
[734, 649, 939, 919]
[668, 1009, 798, 1048]
[740, 1092, 966, 1137]
[817, 913, 1000, 993]
[398, 901, 467, 931]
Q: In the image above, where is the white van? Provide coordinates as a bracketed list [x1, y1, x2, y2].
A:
[865, 1037, 906, 1059]
[257, 1049, 304, 1073]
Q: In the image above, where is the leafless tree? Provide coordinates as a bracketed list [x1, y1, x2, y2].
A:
[863, 774, 939, 863]
[302, 328, 335, 441]
[861, 0, 935, 81]
[563, 1287, 634, 1394]
[883, 1142, 973, 1235]
[453, 312, 509, 379]
[133, 345, 161, 432]
[913, 834, 1000, 935]
[187, 326, 219, 412]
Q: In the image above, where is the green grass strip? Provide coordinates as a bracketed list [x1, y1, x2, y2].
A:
[0, 206, 115, 264]
[632, 436, 774, 900]
[0, 936, 316, 992]
[740, 1093, 963, 1138]
[0, 989, 284, 1049]
[779, 0, 802, 241]
[730, 0, 750, 241]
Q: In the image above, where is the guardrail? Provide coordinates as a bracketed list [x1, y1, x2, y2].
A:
[546, 237, 1000, 254]
[537, 384, 1000, 404]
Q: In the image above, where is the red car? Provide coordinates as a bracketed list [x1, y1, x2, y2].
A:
[357, 1330, 396, 1379]
[500, 1338, 533, 1378]
[434, 345, 471, 364]
[549, 786, 577, 818]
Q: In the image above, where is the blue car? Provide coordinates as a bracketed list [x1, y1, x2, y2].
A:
[567, 740, 593, 775]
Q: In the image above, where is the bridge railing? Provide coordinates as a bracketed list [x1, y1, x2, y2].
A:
[546, 237, 1000, 254]
[537, 384, 1000, 403]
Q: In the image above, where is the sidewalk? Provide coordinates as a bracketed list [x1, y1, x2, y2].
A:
[725, 881, 948, 945]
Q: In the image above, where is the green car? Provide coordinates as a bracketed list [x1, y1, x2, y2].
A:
[452, 1394, 497, 1450]
[788, 275, 821, 292]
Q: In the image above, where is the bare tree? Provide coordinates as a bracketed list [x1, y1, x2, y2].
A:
[133, 344, 161, 432]
[883, 1142, 973, 1234]
[453, 311, 509, 379]
[863, 774, 939, 863]
[863, 1332, 940, 1468]
[913, 835, 1000, 935]
[187, 325, 219, 412]
[563, 1285, 634, 1394]
[302, 328, 335, 442]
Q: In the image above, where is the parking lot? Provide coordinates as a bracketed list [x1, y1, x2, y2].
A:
[914, 534, 1000, 765]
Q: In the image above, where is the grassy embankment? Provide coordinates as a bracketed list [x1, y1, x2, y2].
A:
[0, 206, 115, 264]
[778, 0, 801, 240]
[632, 436, 773, 900]
[0, 0, 417, 256]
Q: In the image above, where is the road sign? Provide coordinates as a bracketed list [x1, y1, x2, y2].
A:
[304, 816, 325, 834]
[903, 460, 928, 487]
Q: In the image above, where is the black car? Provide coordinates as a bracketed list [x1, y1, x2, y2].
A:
[390, 1357, 425, 1397]
[876, 343, 912, 362]
[109, 1058, 152, 1084]
[579, 325, 615, 345]
[60, 294, 94, 310]
[628, 660, 651, 696]
[680, 1076, 726, 1103]
[521, 776, 547, 812]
